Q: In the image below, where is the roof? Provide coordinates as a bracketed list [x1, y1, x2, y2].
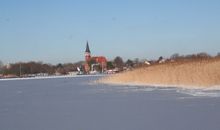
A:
[85, 41, 91, 53]
[92, 56, 107, 63]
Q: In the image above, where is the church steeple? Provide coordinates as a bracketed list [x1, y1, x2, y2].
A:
[85, 41, 91, 62]
[85, 41, 91, 53]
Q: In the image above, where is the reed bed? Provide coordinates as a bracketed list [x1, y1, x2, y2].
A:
[100, 58, 220, 88]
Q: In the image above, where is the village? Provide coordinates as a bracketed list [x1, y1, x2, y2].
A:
[0, 42, 150, 79]
[0, 42, 218, 79]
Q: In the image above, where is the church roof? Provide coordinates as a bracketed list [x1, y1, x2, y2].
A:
[92, 56, 107, 63]
[85, 41, 91, 53]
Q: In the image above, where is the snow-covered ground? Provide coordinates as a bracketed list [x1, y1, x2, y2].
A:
[0, 74, 104, 81]
[0, 76, 220, 130]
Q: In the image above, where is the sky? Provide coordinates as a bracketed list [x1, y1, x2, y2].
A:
[0, 0, 220, 64]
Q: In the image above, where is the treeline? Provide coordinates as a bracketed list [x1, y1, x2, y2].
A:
[0, 52, 220, 76]
[0, 61, 83, 76]
[112, 52, 220, 70]
[0, 57, 132, 76]
[170, 52, 220, 61]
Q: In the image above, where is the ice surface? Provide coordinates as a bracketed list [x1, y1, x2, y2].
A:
[1, 76, 220, 130]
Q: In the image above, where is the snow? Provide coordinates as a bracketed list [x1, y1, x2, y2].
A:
[0, 74, 103, 81]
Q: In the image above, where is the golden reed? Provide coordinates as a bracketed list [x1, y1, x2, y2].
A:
[100, 58, 220, 88]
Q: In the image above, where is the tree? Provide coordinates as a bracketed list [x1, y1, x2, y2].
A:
[2, 62, 56, 76]
[56, 63, 63, 68]
[0, 60, 3, 67]
[217, 52, 220, 57]
[185, 54, 197, 59]
[4, 63, 21, 76]
[114, 56, 124, 70]
[0, 60, 3, 74]
[63, 63, 75, 72]
[158, 56, 163, 61]
[126, 59, 134, 67]
[107, 61, 114, 70]
[196, 52, 211, 58]
[170, 53, 180, 60]
[134, 58, 139, 64]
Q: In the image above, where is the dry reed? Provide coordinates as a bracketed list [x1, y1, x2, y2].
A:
[100, 58, 220, 88]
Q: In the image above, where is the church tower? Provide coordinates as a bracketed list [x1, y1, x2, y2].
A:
[85, 41, 91, 62]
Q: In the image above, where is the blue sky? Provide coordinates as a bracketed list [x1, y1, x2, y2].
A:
[0, 0, 220, 64]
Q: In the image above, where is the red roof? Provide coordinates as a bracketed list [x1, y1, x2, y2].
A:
[92, 56, 107, 63]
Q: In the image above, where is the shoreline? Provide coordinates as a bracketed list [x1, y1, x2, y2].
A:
[0, 74, 104, 81]
[99, 81, 220, 91]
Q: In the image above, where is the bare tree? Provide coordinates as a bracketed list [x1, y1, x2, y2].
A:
[0, 60, 3, 68]
[134, 58, 139, 64]
[196, 52, 211, 58]
[158, 56, 163, 61]
[2, 62, 56, 76]
[126, 59, 134, 67]
[217, 52, 220, 57]
[114, 56, 124, 70]
[107, 61, 114, 70]
[0, 60, 3, 74]
[170, 53, 180, 60]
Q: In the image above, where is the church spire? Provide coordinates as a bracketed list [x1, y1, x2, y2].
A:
[85, 41, 91, 53]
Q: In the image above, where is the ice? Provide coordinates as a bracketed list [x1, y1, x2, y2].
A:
[177, 89, 220, 97]
[0, 77, 220, 130]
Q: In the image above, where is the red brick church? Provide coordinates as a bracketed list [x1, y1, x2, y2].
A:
[84, 42, 107, 73]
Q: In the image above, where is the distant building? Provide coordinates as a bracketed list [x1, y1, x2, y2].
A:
[6, 64, 11, 69]
[144, 60, 151, 65]
[84, 42, 107, 73]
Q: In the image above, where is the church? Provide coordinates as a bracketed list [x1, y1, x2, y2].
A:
[84, 42, 107, 73]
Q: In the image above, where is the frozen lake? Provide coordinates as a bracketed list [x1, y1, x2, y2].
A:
[1, 76, 220, 130]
